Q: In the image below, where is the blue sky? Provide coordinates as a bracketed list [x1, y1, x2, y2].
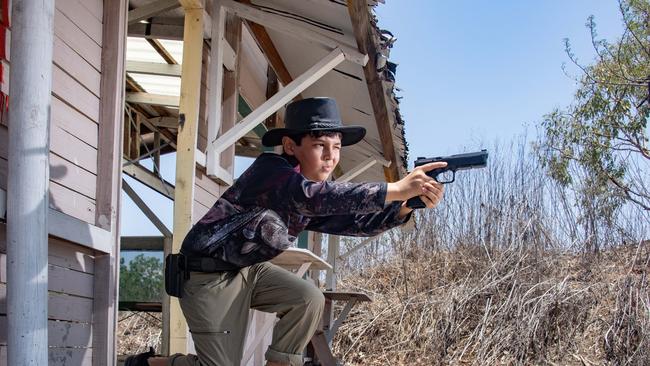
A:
[374, 0, 623, 160]
[120, 1, 624, 241]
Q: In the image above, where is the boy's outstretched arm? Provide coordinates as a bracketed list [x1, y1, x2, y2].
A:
[305, 162, 447, 237]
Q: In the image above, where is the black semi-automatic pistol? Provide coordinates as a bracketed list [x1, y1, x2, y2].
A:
[406, 149, 488, 209]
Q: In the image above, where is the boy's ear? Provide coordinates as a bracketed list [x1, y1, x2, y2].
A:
[281, 136, 295, 155]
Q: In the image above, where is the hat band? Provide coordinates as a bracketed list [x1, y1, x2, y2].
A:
[309, 121, 341, 129]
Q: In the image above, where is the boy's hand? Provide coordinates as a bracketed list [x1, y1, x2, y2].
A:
[387, 162, 446, 208]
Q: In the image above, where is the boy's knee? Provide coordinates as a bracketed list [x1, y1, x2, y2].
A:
[302, 285, 325, 312]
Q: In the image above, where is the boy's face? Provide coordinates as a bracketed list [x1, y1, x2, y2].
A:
[282, 133, 342, 181]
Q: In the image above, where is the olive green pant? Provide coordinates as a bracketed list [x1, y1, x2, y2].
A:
[168, 262, 324, 366]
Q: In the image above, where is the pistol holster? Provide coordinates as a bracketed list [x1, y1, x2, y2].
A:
[165, 253, 189, 298]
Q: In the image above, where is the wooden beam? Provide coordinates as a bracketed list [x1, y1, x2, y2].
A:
[120, 236, 165, 251]
[122, 162, 175, 200]
[128, 22, 185, 41]
[214, 13, 242, 182]
[147, 38, 179, 64]
[264, 65, 281, 128]
[49, 209, 112, 254]
[122, 179, 173, 237]
[128, 10, 212, 40]
[126, 92, 180, 107]
[206, 0, 227, 177]
[94, 0, 128, 363]
[347, 0, 400, 182]
[149, 116, 179, 129]
[325, 235, 340, 290]
[211, 47, 346, 155]
[222, 0, 368, 66]
[170, 7, 204, 354]
[127, 61, 182, 77]
[128, 0, 181, 25]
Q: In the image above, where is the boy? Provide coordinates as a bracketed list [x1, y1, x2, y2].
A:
[126, 97, 445, 366]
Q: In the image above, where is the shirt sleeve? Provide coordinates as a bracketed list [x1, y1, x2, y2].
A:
[304, 201, 413, 237]
[237, 154, 388, 217]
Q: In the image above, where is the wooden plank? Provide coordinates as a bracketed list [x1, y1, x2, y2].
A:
[80, 0, 103, 23]
[0, 345, 93, 365]
[49, 181, 96, 225]
[50, 152, 96, 199]
[120, 236, 165, 251]
[0, 317, 93, 348]
[129, 0, 180, 25]
[347, 0, 400, 182]
[94, 0, 128, 362]
[0, 254, 94, 298]
[125, 92, 180, 107]
[126, 60, 182, 77]
[56, 0, 103, 46]
[48, 236, 96, 274]
[170, 8, 204, 354]
[147, 38, 179, 64]
[193, 183, 217, 209]
[53, 35, 101, 97]
[50, 125, 98, 175]
[122, 163, 175, 200]
[0, 284, 93, 322]
[128, 22, 185, 41]
[194, 167, 223, 198]
[51, 96, 99, 149]
[49, 208, 112, 254]
[52, 64, 100, 123]
[54, 7, 102, 70]
[192, 201, 210, 222]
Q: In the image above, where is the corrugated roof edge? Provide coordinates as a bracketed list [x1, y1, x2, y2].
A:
[368, 4, 410, 175]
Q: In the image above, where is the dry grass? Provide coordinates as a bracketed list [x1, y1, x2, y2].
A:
[331, 243, 650, 366]
[117, 311, 162, 356]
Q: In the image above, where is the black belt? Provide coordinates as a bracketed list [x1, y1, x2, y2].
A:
[181, 255, 240, 273]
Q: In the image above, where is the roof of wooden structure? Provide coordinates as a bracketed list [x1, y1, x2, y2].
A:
[126, 0, 409, 183]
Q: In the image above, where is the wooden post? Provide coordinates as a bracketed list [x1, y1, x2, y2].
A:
[153, 131, 161, 175]
[170, 7, 204, 354]
[94, 0, 128, 364]
[206, 0, 226, 177]
[326, 235, 340, 291]
[161, 236, 173, 356]
[7, 0, 54, 364]
[347, 0, 400, 182]
[219, 13, 242, 177]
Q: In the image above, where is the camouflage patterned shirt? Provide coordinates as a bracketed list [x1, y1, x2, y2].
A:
[181, 153, 411, 268]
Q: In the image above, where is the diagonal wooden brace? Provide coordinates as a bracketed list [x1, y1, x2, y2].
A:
[208, 47, 346, 160]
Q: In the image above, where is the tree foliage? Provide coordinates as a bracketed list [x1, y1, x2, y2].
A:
[119, 254, 163, 302]
[537, 0, 650, 217]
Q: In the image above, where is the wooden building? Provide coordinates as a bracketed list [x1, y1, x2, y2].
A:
[0, 0, 408, 364]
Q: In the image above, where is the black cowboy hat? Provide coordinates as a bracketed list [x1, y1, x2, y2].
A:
[261, 97, 366, 147]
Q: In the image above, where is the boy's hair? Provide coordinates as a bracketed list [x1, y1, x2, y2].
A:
[286, 131, 342, 146]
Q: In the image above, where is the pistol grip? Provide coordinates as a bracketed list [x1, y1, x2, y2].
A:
[406, 196, 426, 209]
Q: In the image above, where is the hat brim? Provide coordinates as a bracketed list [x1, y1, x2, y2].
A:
[261, 125, 366, 147]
